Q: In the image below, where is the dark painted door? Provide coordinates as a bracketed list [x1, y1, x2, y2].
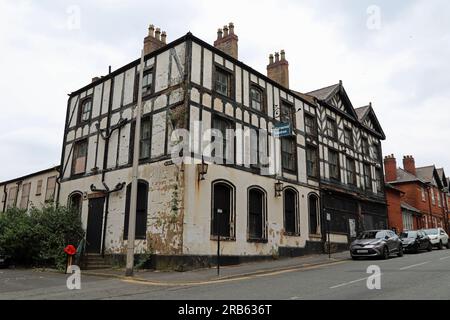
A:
[86, 197, 105, 254]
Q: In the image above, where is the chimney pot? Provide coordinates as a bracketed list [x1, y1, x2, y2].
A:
[269, 54, 274, 64]
[384, 154, 397, 182]
[155, 28, 161, 41]
[229, 22, 235, 34]
[223, 25, 229, 37]
[275, 52, 280, 62]
[217, 28, 223, 39]
[280, 50, 286, 61]
[403, 155, 416, 176]
[148, 24, 155, 37]
[161, 31, 167, 44]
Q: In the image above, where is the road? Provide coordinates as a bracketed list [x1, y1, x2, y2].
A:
[0, 249, 449, 300]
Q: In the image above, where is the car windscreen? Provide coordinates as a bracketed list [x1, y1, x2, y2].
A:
[357, 231, 384, 239]
[400, 231, 417, 239]
[423, 229, 438, 235]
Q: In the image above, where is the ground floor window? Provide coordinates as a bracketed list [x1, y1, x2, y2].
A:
[69, 192, 83, 216]
[248, 187, 267, 241]
[211, 181, 235, 239]
[124, 180, 149, 240]
[402, 212, 414, 231]
[284, 188, 299, 235]
[309, 194, 320, 234]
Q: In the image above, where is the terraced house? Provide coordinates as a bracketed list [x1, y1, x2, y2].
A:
[53, 23, 388, 268]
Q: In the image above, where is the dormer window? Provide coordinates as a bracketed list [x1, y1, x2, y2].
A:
[79, 98, 92, 124]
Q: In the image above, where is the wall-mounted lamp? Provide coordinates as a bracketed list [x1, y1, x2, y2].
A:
[275, 180, 284, 197]
[197, 157, 209, 181]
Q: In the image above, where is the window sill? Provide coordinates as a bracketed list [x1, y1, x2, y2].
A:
[247, 238, 268, 244]
[283, 232, 301, 237]
[210, 236, 236, 242]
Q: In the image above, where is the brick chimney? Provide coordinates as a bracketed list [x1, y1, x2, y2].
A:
[214, 22, 238, 59]
[144, 24, 167, 56]
[384, 154, 397, 182]
[403, 155, 416, 176]
[267, 50, 289, 88]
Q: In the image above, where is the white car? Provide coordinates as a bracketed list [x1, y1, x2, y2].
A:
[422, 228, 449, 249]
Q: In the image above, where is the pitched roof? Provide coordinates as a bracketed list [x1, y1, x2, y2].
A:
[292, 91, 316, 106]
[354, 105, 370, 121]
[387, 168, 425, 184]
[306, 83, 340, 100]
[401, 202, 422, 214]
[416, 166, 436, 184]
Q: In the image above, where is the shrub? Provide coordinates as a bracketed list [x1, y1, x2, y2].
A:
[0, 204, 84, 270]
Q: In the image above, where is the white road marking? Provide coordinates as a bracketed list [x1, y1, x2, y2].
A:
[330, 274, 383, 289]
[399, 261, 430, 270]
[439, 256, 450, 261]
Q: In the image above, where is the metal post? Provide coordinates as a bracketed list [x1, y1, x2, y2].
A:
[125, 49, 145, 277]
[326, 211, 331, 259]
[217, 208, 222, 276]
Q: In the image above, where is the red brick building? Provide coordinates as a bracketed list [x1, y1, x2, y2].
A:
[384, 155, 449, 233]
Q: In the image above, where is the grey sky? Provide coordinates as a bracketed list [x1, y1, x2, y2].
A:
[1, 0, 449, 181]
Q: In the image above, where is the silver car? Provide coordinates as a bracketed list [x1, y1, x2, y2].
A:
[350, 230, 403, 260]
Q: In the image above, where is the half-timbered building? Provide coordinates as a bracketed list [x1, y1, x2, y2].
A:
[58, 24, 326, 268]
[306, 82, 388, 248]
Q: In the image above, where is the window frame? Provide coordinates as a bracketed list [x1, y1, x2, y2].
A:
[362, 137, 370, 156]
[211, 180, 236, 241]
[36, 179, 43, 196]
[123, 180, 149, 240]
[304, 113, 317, 136]
[308, 193, 320, 235]
[78, 97, 93, 124]
[363, 163, 372, 191]
[247, 186, 268, 242]
[71, 139, 88, 176]
[249, 84, 265, 113]
[45, 176, 57, 202]
[281, 137, 297, 174]
[326, 117, 338, 140]
[306, 144, 319, 178]
[19, 182, 31, 210]
[328, 148, 340, 181]
[139, 117, 152, 160]
[346, 157, 357, 186]
[214, 66, 233, 98]
[280, 100, 296, 128]
[283, 187, 300, 236]
[212, 115, 234, 164]
[343, 126, 354, 148]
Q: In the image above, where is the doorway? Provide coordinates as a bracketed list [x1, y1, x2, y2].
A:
[86, 197, 105, 254]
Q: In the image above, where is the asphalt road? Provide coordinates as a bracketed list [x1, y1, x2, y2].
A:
[1, 249, 449, 300]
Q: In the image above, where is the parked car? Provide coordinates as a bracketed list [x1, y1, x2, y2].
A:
[350, 230, 403, 260]
[0, 251, 11, 268]
[422, 228, 449, 249]
[400, 230, 432, 253]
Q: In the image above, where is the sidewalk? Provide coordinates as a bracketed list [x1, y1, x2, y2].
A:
[83, 252, 351, 285]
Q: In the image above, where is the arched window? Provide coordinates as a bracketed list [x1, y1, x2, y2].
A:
[124, 180, 149, 240]
[68, 192, 83, 216]
[248, 187, 267, 241]
[211, 181, 235, 239]
[284, 188, 299, 235]
[309, 194, 320, 234]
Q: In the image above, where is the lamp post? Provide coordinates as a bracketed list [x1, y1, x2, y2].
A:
[125, 48, 145, 277]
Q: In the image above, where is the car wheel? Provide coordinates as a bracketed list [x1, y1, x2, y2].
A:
[381, 246, 389, 260]
[439, 241, 444, 250]
[397, 246, 404, 257]
[351, 255, 359, 260]
[427, 242, 433, 252]
[447, 242, 450, 249]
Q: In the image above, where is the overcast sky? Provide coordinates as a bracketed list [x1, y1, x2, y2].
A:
[1, 0, 449, 181]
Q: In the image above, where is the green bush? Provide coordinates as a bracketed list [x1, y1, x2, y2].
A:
[0, 204, 84, 270]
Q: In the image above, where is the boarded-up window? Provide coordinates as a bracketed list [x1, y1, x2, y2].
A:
[7, 186, 18, 208]
[123, 181, 148, 240]
[36, 179, 43, 195]
[19, 183, 31, 209]
[72, 140, 88, 175]
[248, 188, 266, 241]
[284, 188, 298, 235]
[45, 176, 57, 202]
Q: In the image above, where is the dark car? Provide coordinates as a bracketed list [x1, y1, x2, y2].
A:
[0, 251, 11, 268]
[350, 230, 403, 260]
[400, 230, 432, 253]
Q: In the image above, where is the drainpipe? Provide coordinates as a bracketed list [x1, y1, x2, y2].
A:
[426, 183, 433, 228]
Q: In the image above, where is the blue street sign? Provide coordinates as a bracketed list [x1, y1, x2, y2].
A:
[273, 123, 292, 138]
